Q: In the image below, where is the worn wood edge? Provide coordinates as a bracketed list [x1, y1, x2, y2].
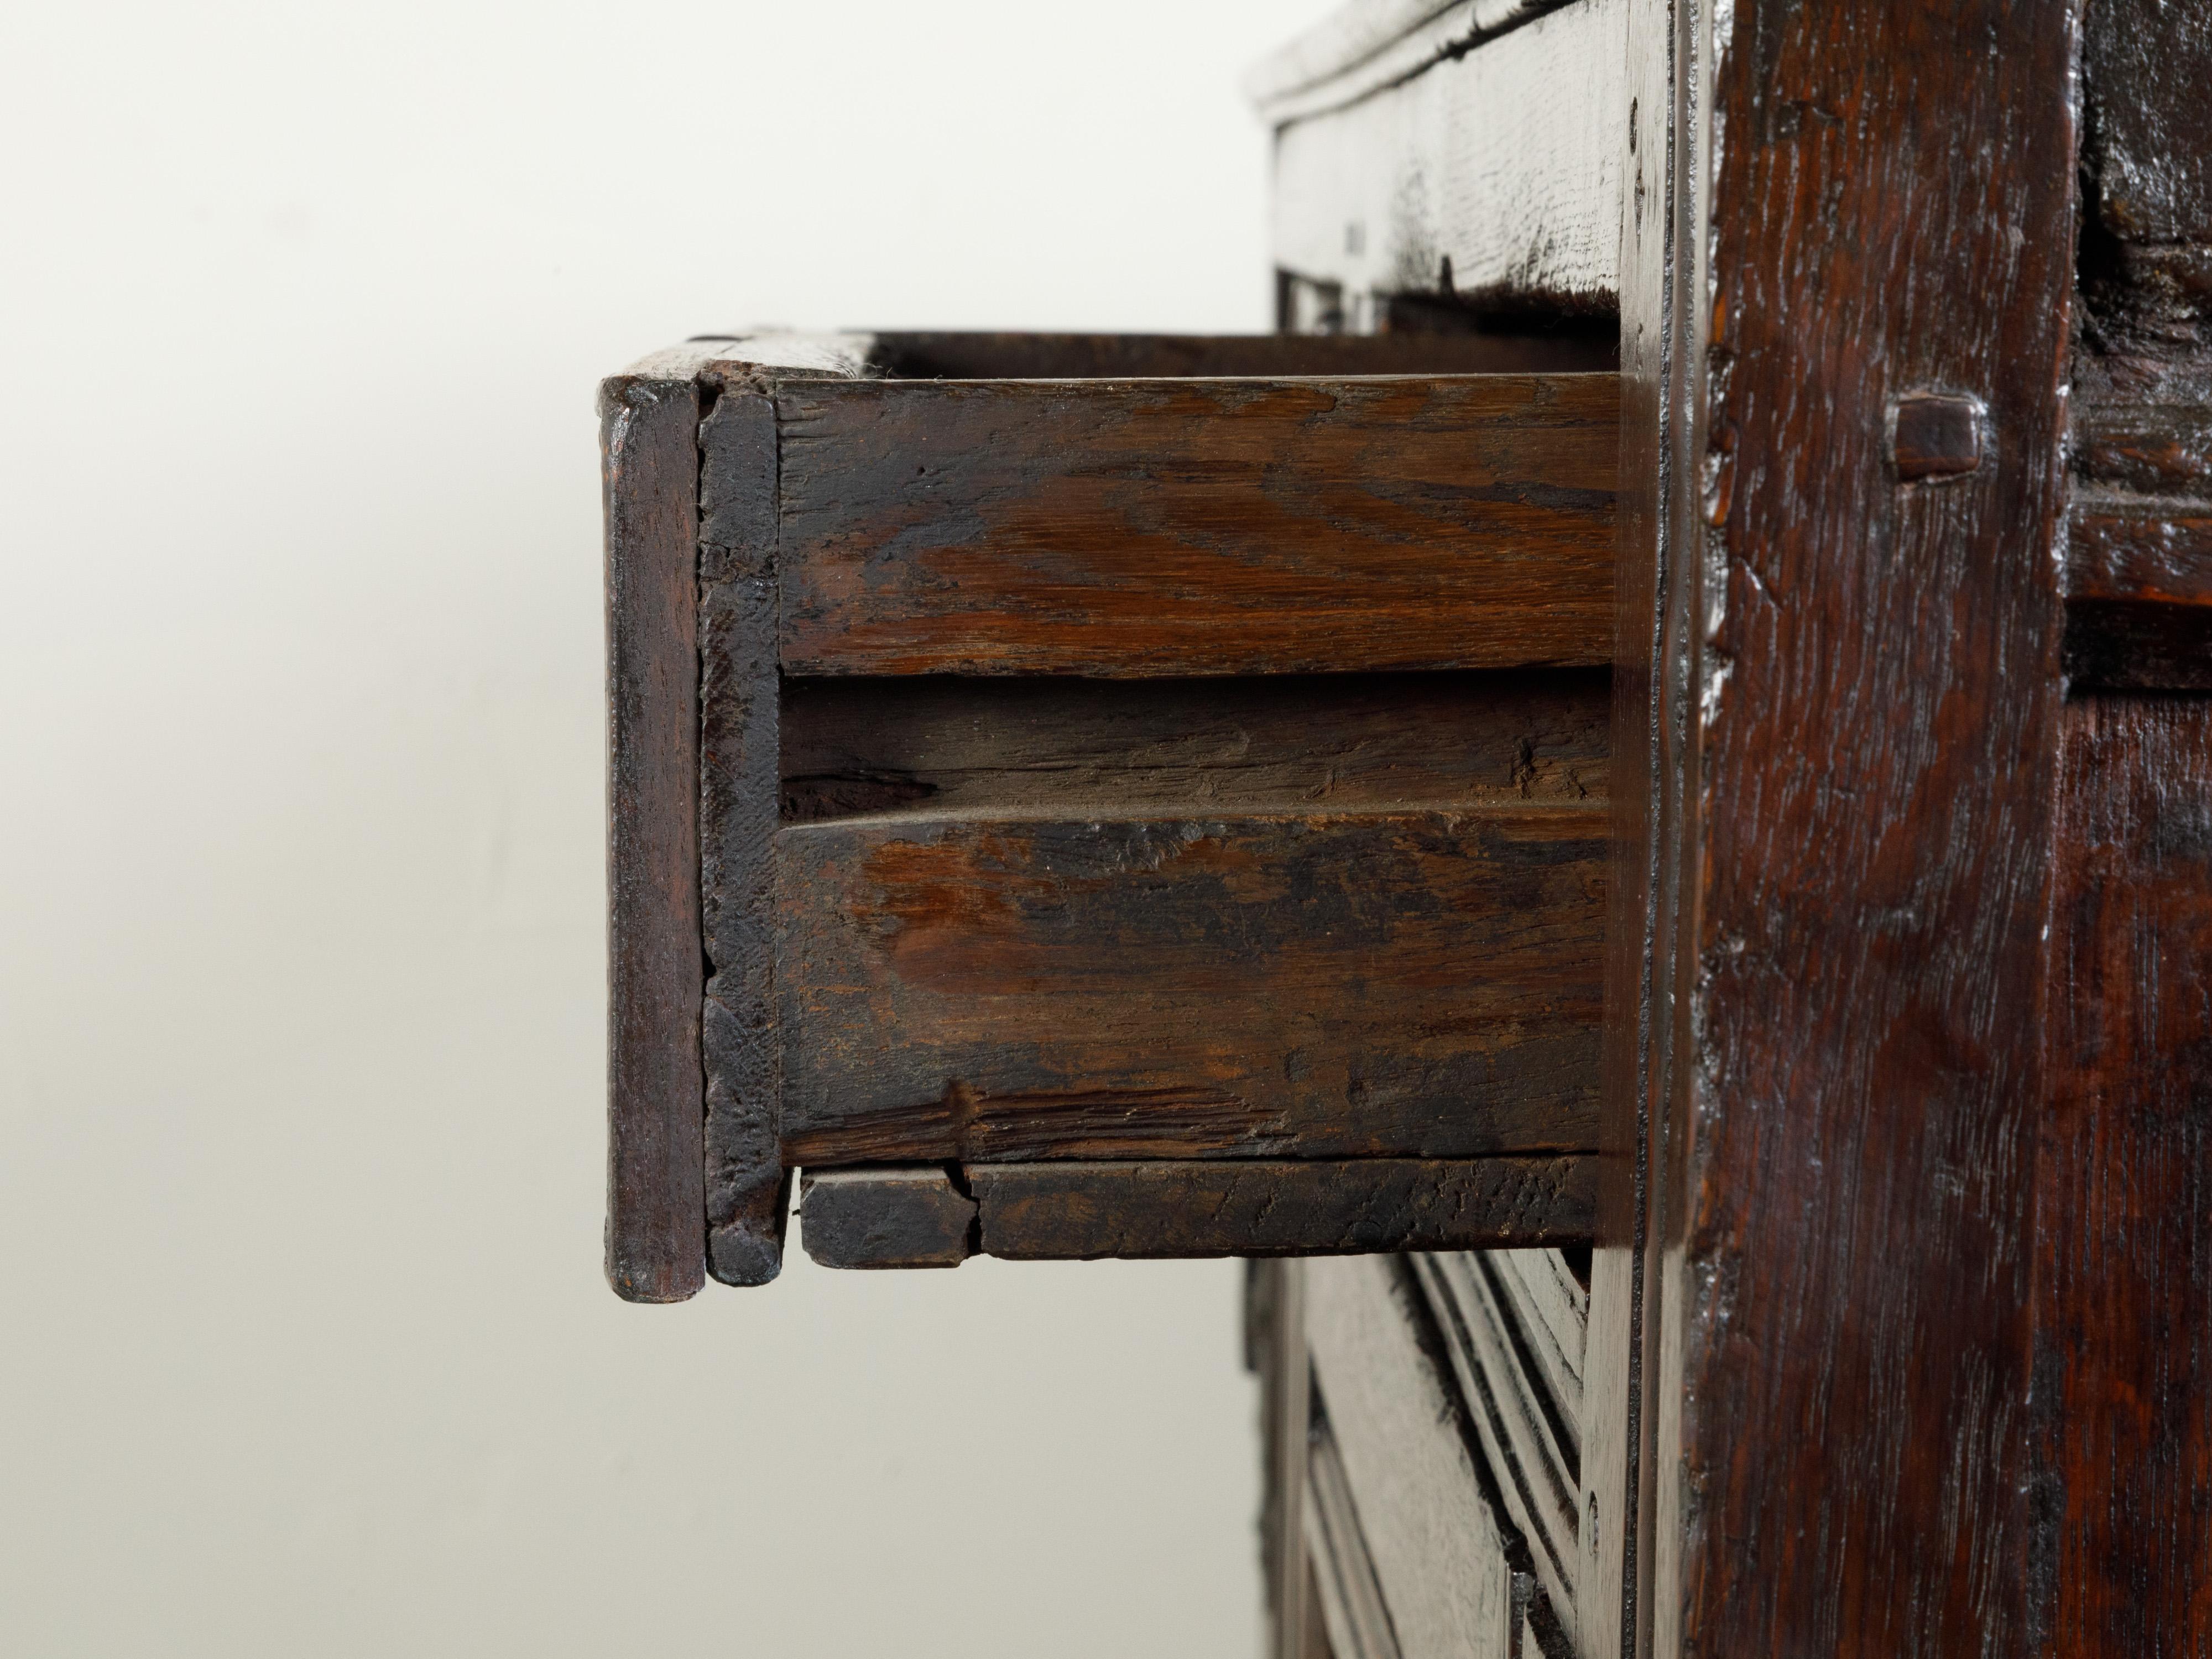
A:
[799, 1167, 975, 1269]
[2072, 404, 2212, 494]
[698, 389, 791, 1287]
[1588, 0, 1697, 1648]
[2048, 11, 2212, 1641]
[643, 336, 1619, 389]
[601, 371, 707, 1303]
[973, 1156, 1594, 1259]
[1245, 0, 1573, 122]
[776, 800, 1611, 829]
[2067, 509, 2212, 604]
[630, 332, 1625, 394]
[792, 1159, 1593, 1266]
[622, 331, 877, 387]
[2064, 512, 2212, 687]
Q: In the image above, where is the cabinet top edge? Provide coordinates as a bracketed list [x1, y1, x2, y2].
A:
[1244, 0, 1578, 122]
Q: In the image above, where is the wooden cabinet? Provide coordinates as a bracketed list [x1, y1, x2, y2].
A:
[602, 1, 2212, 1653]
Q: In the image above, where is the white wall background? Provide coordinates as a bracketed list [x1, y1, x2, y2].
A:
[0, 3, 1341, 1652]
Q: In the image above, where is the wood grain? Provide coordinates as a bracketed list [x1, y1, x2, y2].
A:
[1413, 1251, 1580, 1621]
[2078, 0, 2212, 374]
[1306, 1254, 1554, 1659]
[971, 1156, 1593, 1259]
[2064, 511, 2212, 688]
[1245, 0, 1574, 120]
[696, 389, 789, 1285]
[781, 669, 1609, 822]
[1266, 0, 1625, 322]
[646, 335, 1629, 1291]
[1584, 0, 1682, 1645]
[2064, 404, 2212, 692]
[2085, 0, 2212, 245]
[601, 369, 706, 1304]
[2074, 403, 2212, 494]
[2037, 10, 2212, 1653]
[1306, 1401, 1406, 1659]
[1486, 1248, 1586, 1443]
[1608, 6, 2080, 1659]
[2037, 696, 2212, 1659]
[2066, 0, 2212, 724]
[2069, 510, 2212, 607]
[775, 374, 1616, 677]
[798, 1167, 975, 1269]
[776, 808, 1605, 1167]
[1252, 1259, 1316, 1659]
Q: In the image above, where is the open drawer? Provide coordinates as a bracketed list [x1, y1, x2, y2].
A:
[602, 330, 1618, 1297]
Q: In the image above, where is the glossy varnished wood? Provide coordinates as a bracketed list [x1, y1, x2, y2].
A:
[775, 374, 1616, 677]
[1603, 6, 2081, 1659]
[2064, 388, 2212, 694]
[2069, 0, 2212, 702]
[2037, 4, 2212, 1651]
[2083, 0, 2212, 248]
[2064, 511, 2212, 689]
[2038, 696, 2212, 1658]
[2065, 403, 2212, 693]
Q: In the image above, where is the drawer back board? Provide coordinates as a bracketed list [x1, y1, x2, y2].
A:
[603, 330, 1619, 1296]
